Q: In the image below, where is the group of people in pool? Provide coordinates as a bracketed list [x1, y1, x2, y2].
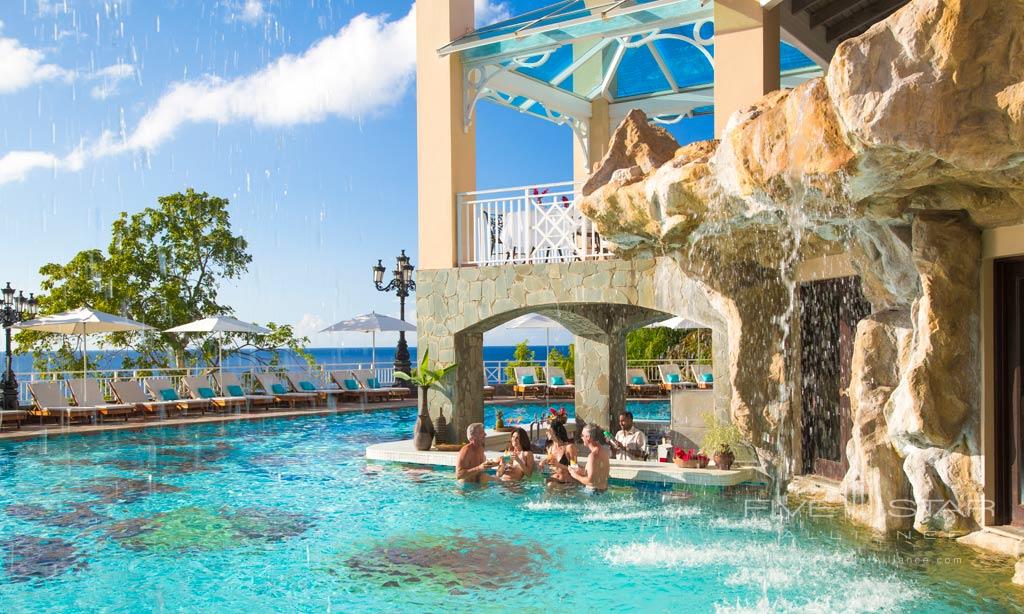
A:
[454, 411, 649, 492]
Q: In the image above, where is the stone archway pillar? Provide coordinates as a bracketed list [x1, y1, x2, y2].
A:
[449, 332, 484, 443]
[573, 333, 626, 430]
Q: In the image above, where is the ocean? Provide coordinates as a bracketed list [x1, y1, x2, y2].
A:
[3, 345, 570, 374]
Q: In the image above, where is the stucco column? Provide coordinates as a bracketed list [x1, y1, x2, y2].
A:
[712, 0, 780, 136]
[571, 30, 612, 181]
[573, 99, 611, 182]
[574, 333, 626, 430]
[417, 0, 476, 269]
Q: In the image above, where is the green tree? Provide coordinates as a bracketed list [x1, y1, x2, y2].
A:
[504, 339, 536, 383]
[17, 189, 311, 373]
[552, 343, 575, 380]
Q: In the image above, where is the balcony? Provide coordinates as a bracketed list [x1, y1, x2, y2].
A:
[455, 181, 613, 267]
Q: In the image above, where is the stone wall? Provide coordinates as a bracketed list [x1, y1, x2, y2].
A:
[576, 0, 1024, 535]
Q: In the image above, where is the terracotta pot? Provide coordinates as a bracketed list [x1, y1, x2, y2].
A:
[713, 449, 735, 470]
[413, 388, 435, 451]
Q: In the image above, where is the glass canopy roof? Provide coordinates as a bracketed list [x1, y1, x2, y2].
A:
[444, 0, 820, 132]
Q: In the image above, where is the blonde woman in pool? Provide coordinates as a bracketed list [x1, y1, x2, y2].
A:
[496, 427, 536, 481]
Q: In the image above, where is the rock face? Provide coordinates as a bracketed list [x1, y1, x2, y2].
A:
[578, 0, 1024, 535]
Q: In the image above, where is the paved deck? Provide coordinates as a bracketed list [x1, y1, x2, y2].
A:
[366, 430, 769, 487]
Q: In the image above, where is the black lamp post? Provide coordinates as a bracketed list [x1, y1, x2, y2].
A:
[0, 283, 39, 410]
[373, 250, 416, 388]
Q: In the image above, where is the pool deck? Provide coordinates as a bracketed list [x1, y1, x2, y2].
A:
[365, 429, 769, 488]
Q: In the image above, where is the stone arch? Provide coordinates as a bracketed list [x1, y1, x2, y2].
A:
[416, 258, 732, 442]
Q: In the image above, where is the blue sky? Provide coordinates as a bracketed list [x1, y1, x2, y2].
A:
[0, 0, 710, 349]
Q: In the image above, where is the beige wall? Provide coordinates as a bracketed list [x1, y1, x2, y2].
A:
[416, 0, 476, 270]
[980, 223, 1024, 526]
[713, 0, 781, 136]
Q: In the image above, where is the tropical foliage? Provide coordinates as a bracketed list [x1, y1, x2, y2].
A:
[394, 349, 457, 390]
[17, 189, 311, 373]
[504, 340, 537, 383]
[626, 327, 711, 362]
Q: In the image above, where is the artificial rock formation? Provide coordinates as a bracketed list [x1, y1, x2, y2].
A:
[579, 0, 1024, 535]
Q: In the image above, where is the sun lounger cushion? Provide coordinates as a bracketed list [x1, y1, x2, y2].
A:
[630, 376, 645, 385]
[522, 375, 535, 385]
[299, 381, 316, 391]
[700, 373, 713, 383]
[159, 388, 179, 401]
[666, 374, 681, 383]
[197, 387, 216, 399]
[227, 385, 245, 397]
[366, 378, 380, 389]
[344, 379, 359, 390]
[271, 383, 288, 395]
[551, 376, 565, 386]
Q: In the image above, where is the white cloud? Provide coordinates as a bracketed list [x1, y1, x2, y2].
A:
[124, 6, 416, 152]
[475, 0, 510, 25]
[89, 63, 135, 100]
[0, 151, 60, 184]
[234, 0, 269, 24]
[0, 35, 73, 94]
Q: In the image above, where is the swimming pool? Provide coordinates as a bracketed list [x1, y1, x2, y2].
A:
[0, 405, 1018, 612]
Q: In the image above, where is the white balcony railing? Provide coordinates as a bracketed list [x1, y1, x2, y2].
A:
[456, 181, 612, 267]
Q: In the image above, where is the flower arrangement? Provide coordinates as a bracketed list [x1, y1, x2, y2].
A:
[547, 407, 568, 425]
[673, 447, 710, 469]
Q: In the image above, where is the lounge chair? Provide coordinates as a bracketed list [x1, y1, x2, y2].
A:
[626, 368, 662, 397]
[28, 381, 97, 426]
[351, 369, 410, 401]
[110, 380, 185, 419]
[215, 372, 276, 410]
[180, 376, 248, 412]
[67, 379, 136, 421]
[658, 364, 689, 392]
[329, 371, 388, 403]
[512, 366, 545, 399]
[283, 371, 351, 404]
[544, 366, 574, 398]
[145, 377, 213, 415]
[0, 409, 29, 430]
[691, 364, 714, 389]
[253, 372, 318, 408]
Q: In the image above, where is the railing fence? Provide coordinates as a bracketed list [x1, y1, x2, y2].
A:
[456, 181, 612, 267]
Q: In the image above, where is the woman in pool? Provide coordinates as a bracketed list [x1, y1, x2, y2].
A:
[538, 420, 577, 484]
[496, 427, 536, 481]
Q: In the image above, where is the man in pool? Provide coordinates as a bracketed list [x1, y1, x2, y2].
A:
[455, 423, 498, 483]
[609, 411, 647, 460]
[568, 424, 609, 491]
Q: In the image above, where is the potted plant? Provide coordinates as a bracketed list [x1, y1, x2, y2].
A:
[394, 349, 457, 451]
[700, 412, 744, 470]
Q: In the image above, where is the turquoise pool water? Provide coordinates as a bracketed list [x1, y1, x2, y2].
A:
[0, 405, 1020, 612]
[486, 400, 670, 425]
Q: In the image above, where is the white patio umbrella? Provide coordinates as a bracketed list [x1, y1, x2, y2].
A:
[12, 307, 155, 404]
[646, 316, 703, 330]
[320, 311, 416, 368]
[504, 313, 565, 367]
[647, 315, 707, 363]
[164, 316, 271, 384]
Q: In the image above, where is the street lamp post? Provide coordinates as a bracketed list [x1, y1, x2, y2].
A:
[373, 250, 416, 388]
[0, 283, 39, 410]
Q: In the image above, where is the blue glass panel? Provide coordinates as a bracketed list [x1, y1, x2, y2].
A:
[615, 45, 671, 98]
